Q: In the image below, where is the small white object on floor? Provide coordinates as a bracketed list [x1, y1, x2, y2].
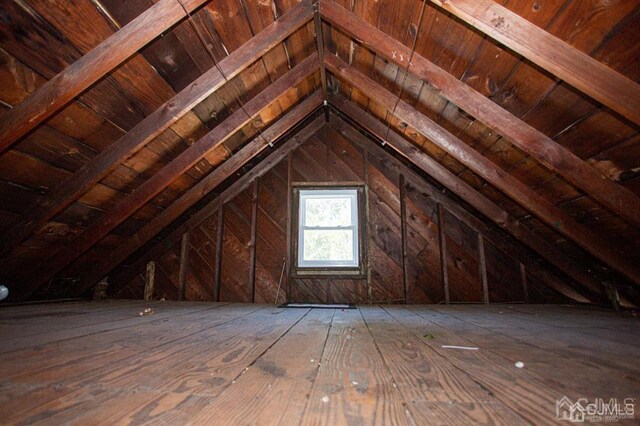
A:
[441, 345, 479, 351]
[0, 285, 9, 301]
[321, 395, 330, 403]
[515, 361, 525, 368]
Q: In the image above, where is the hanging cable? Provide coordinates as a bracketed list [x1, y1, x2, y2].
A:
[175, 0, 277, 148]
[382, 0, 428, 147]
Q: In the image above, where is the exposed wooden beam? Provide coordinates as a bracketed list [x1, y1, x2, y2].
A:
[399, 174, 409, 304]
[248, 178, 259, 303]
[363, 147, 373, 304]
[69, 94, 324, 298]
[286, 151, 294, 303]
[330, 113, 597, 304]
[427, 0, 640, 126]
[0, 0, 211, 151]
[437, 203, 450, 304]
[178, 232, 190, 301]
[313, 1, 328, 106]
[325, 54, 640, 285]
[144, 261, 156, 301]
[328, 96, 604, 302]
[478, 234, 489, 304]
[320, 0, 640, 229]
[520, 263, 529, 303]
[0, 0, 314, 259]
[24, 55, 319, 291]
[214, 205, 225, 302]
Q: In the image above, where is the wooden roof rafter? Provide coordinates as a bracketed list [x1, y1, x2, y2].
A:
[18, 53, 320, 297]
[427, 0, 640, 127]
[325, 53, 640, 285]
[70, 93, 325, 300]
[328, 94, 617, 304]
[0, 0, 314, 260]
[319, 0, 640, 230]
[0, 0, 213, 151]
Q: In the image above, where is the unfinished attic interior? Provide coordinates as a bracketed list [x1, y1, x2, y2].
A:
[1, 0, 639, 423]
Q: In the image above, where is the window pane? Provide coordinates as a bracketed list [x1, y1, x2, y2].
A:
[303, 229, 354, 262]
[304, 197, 352, 227]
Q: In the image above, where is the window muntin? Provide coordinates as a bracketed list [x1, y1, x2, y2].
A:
[298, 189, 359, 268]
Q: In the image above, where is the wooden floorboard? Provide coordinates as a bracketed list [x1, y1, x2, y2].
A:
[0, 301, 638, 424]
[403, 305, 639, 399]
[302, 307, 412, 425]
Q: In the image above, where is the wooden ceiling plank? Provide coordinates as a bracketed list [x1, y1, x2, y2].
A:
[325, 53, 640, 285]
[329, 94, 604, 301]
[0, 1, 313, 260]
[426, 0, 640, 126]
[0, 0, 210, 151]
[69, 93, 324, 299]
[22, 54, 319, 293]
[320, 0, 640, 230]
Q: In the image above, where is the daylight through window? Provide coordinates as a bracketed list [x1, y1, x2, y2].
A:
[298, 189, 359, 268]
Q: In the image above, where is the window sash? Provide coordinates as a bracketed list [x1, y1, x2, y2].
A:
[298, 189, 359, 268]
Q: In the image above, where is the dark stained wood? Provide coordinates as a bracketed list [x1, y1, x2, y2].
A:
[214, 205, 225, 302]
[477, 234, 489, 304]
[178, 232, 190, 301]
[327, 104, 603, 303]
[248, 178, 259, 303]
[0, 0, 210, 151]
[0, 1, 315, 260]
[325, 56, 640, 285]
[320, 0, 640, 230]
[75, 102, 324, 298]
[286, 151, 294, 302]
[27, 55, 320, 292]
[144, 261, 155, 301]
[437, 204, 450, 305]
[312, 1, 328, 103]
[520, 262, 529, 304]
[363, 148, 372, 303]
[427, 0, 640, 126]
[399, 174, 409, 304]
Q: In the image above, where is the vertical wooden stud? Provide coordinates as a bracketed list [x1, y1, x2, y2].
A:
[313, 0, 329, 121]
[214, 205, 225, 302]
[520, 262, 529, 303]
[478, 234, 489, 304]
[437, 203, 450, 304]
[248, 178, 259, 303]
[178, 232, 190, 301]
[399, 174, 409, 304]
[363, 148, 372, 303]
[286, 151, 293, 302]
[144, 261, 155, 301]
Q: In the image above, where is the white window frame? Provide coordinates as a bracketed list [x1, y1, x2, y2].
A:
[297, 189, 359, 268]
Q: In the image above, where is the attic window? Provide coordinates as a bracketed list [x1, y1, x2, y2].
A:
[292, 185, 366, 277]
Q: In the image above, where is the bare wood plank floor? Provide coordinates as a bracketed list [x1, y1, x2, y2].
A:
[0, 301, 638, 425]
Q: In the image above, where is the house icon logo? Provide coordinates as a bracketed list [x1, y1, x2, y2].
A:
[556, 396, 586, 422]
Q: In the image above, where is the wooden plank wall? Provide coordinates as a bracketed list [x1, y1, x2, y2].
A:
[117, 123, 566, 304]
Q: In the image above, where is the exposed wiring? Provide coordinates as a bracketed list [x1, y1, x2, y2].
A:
[175, 0, 277, 148]
[382, 0, 428, 147]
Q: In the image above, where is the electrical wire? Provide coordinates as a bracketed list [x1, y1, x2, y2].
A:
[382, 0, 428, 146]
[175, 0, 277, 148]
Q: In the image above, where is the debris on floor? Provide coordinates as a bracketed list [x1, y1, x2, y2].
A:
[441, 345, 479, 350]
[138, 307, 155, 316]
[423, 333, 435, 340]
[515, 361, 525, 368]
